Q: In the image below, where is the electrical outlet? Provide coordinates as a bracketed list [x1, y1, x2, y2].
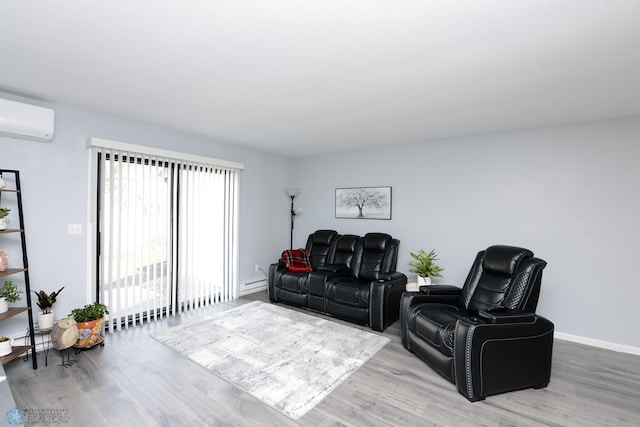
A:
[255, 264, 260, 272]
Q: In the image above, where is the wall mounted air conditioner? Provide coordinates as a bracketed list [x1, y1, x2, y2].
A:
[0, 98, 55, 142]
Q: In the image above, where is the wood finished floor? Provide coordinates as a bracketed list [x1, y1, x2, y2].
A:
[4, 292, 640, 426]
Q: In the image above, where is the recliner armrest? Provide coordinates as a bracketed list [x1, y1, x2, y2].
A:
[454, 315, 554, 401]
[419, 285, 462, 295]
[317, 264, 350, 274]
[370, 272, 408, 332]
[377, 272, 406, 282]
[268, 261, 288, 302]
[477, 309, 535, 324]
[400, 290, 459, 348]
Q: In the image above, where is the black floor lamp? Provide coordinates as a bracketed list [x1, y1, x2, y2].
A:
[284, 188, 300, 249]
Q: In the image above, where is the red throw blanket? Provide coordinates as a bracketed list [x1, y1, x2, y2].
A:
[282, 249, 313, 273]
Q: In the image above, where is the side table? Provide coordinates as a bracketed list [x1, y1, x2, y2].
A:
[405, 282, 419, 292]
[23, 326, 53, 366]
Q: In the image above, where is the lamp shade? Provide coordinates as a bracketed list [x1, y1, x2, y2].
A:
[284, 188, 300, 197]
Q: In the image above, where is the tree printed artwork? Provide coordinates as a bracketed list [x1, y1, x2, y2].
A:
[335, 187, 391, 219]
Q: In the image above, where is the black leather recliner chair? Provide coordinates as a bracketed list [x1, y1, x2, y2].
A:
[269, 231, 407, 331]
[400, 245, 553, 401]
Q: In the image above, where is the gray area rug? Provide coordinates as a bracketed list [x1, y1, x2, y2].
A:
[151, 300, 389, 420]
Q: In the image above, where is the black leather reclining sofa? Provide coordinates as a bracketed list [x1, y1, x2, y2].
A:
[268, 229, 407, 331]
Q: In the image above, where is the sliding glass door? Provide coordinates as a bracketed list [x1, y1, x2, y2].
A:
[92, 141, 240, 332]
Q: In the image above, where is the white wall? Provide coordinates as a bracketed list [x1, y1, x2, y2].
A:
[3, 91, 638, 352]
[0, 93, 290, 337]
[292, 117, 640, 350]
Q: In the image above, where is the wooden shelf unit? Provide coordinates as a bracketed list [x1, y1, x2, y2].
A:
[0, 169, 37, 369]
[1, 345, 32, 366]
[0, 268, 28, 278]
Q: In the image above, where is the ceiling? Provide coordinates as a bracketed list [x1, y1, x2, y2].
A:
[1, 1, 640, 158]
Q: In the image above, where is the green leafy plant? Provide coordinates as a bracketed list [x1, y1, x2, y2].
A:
[408, 249, 444, 278]
[32, 287, 65, 314]
[0, 280, 23, 303]
[0, 336, 9, 343]
[70, 302, 109, 323]
[0, 208, 10, 218]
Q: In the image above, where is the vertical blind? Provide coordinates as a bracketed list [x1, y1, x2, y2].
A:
[176, 163, 238, 312]
[90, 139, 242, 332]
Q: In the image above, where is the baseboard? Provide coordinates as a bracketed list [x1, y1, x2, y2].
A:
[239, 279, 267, 297]
[555, 332, 640, 356]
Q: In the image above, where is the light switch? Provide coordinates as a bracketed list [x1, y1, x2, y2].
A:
[68, 224, 82, 235]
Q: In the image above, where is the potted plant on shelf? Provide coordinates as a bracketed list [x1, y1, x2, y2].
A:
[0, 208, 10, 231]
[0, 280, 23, 314]
[0, 336, 12, 357]
[69, 302, 109, 348]
[32, 287, 64, 329]
[408, 249, 444, 287]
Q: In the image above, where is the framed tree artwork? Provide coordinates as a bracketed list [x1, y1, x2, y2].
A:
[335, 186, 392, 220]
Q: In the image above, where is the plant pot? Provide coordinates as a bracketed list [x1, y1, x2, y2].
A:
[38, 311, 55, 330]
[0, 218, 7, 231]
[0, 297, 8, 314]
[417, 276, 431, 287]
[75, 317, 105, 347]
[0, 338, 12, 357]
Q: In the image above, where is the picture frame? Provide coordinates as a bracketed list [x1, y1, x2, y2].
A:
[335, 186, 392, 220]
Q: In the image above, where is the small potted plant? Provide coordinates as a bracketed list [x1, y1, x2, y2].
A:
[0, 336, 12, 357]
[33, 287, 64, 329]
[408, 249, 444, 287]
[0, 280, 23, 314]
[69, 302, 109, 348]
[0, 208, 10, 231]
